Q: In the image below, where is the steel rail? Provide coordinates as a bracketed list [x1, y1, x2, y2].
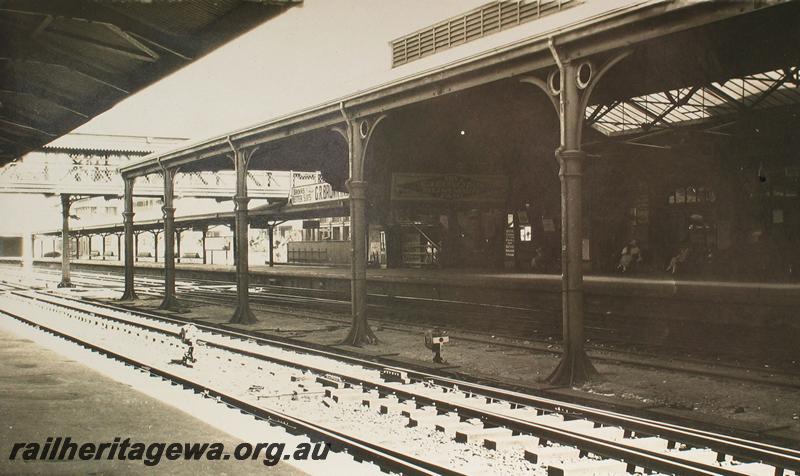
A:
[11, 290, 799, 474]
[23, 289, 800, 468]
[80, 270, 800, 388]
[0, 305, 454, 476]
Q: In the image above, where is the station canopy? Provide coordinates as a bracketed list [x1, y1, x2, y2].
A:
[117, 1, 800, 187]
[0, 0, 301, 165]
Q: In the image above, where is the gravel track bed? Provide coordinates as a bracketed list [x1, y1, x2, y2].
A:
[7, 292, 789, 476]
[0, 293, 566, 474]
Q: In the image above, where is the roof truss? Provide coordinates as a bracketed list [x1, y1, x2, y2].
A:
[588, 66, 800, 136]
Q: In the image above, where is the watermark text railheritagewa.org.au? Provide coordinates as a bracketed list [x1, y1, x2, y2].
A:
[9, 437, 330, 466]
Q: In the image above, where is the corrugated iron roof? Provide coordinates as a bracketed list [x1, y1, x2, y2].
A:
[42, 133, 188, 155]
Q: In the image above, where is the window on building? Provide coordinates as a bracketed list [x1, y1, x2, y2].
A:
[519, 225, 532, 242]
[668, 186, 715, 205]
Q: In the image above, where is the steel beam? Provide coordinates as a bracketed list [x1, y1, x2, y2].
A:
[0, 57, 130, 94]
[0, 118, 56, 137]
[747, 69, 793, 110]
[0, 88, 89, 118]
[0, 5, 193, 62]
[42, 29, 157, 63]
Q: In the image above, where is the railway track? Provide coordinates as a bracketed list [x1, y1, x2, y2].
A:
[4, 265, 800, 390]
[1, 286, 797, 475]
[13, 263, 790, 362]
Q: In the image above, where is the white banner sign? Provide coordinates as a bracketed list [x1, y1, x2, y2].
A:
[291, 171, 322, 187]
[290, 182, 348, 205]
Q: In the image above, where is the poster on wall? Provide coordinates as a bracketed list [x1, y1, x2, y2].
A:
[505, 227, 515, 257]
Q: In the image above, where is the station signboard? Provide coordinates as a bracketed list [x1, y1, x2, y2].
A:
[290, 181, 348, 205]
[390, 173, 508, 203]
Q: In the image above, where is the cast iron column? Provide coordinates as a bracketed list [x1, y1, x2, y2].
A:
[153, 230, 159, 263]
[201, 226, 207, 264]
[544, 60, 596, 385]
[336, 109, 386, 346]
[522, 44, 630, 385]
[87, 234, 92, 260]
[176, 229, 182, 264]
[159, 167, 180, 311]
[348, 179, 369, 341]
[121, 177, 138, 300]
[58, 194, 73, 288]
[229, 141, 256, 324]
[267, 224, 274, 267]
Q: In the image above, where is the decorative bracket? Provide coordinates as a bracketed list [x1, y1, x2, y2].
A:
[335, 102, 387, 180]
[226, 136, 259, 170]
[520, 39, 632, 148]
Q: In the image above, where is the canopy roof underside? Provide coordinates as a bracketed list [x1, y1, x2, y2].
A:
[588, 67, 800, 136]
[0, 0, 300, 165]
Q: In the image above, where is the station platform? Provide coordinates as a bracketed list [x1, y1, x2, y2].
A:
[28, 258, 800, 343]
[0, 321, 304, 475]
[32, 256, 800, 302]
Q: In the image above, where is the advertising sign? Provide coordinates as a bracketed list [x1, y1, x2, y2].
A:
[290, 181, 348, 205]
[391, 173, 508, 203]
